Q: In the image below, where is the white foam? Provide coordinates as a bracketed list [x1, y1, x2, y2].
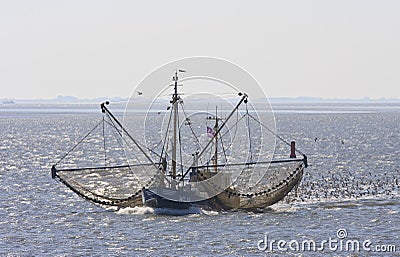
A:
[269, 202, 299, 213]
[116, 206, 220, 216]
[117, 206, 155, 215]
[200, 209, 219, 216]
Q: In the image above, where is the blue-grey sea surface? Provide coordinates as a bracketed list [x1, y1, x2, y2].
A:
[0, 102, 399, 256]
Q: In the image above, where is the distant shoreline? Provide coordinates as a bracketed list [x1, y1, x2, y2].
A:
[1, 96, 399, 105]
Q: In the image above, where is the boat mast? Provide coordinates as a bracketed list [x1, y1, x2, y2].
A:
[172, 71, 178, 180]
[172, 69, 185, 180]
[214, 106, 218, 172]
[207, 106, 221, 172]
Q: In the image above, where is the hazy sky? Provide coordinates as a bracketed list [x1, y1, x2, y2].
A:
[1, 0, 399, 99]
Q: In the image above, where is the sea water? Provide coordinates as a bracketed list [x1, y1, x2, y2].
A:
[0, 102, 399, 256]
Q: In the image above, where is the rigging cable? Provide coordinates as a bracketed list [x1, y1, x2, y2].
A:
[245, 102, 253, 161]
[160, 107, 173, 164]
[180, 93, 248, 181]
[177, 106, 184, 178]
[247, 113, 305, 156]
[102, 115, 107, 165]
[103, 114, 148, 180]
[103, 112, 162, 186]
[55, 120, 104, 166]
[218, 130, 228, 163]
[180, 102, 201, 151]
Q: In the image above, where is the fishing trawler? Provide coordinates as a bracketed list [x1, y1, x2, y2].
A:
[51, 70, 307, 211]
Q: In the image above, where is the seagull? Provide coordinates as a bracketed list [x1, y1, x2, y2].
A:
[137, 91, 143, 95]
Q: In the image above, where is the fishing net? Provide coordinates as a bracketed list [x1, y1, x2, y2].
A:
[234, 161, 304, 209]
[193, 161, 304, 209]
[54, 165, 143, 207]
[52, 115, 158, 207]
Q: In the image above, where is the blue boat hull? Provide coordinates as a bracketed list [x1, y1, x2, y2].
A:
[142, 189, 191, 209]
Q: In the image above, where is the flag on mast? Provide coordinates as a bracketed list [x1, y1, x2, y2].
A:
[207, 126, 215, 137]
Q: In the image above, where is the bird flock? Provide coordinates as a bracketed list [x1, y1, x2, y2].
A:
[290, 166, 400, 203]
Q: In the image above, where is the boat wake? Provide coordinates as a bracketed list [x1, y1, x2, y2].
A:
[116, 206, 219, 216]
[117, 206, 155, 215]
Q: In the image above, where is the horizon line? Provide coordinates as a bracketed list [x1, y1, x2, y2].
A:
[2, 95, 400, 104]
